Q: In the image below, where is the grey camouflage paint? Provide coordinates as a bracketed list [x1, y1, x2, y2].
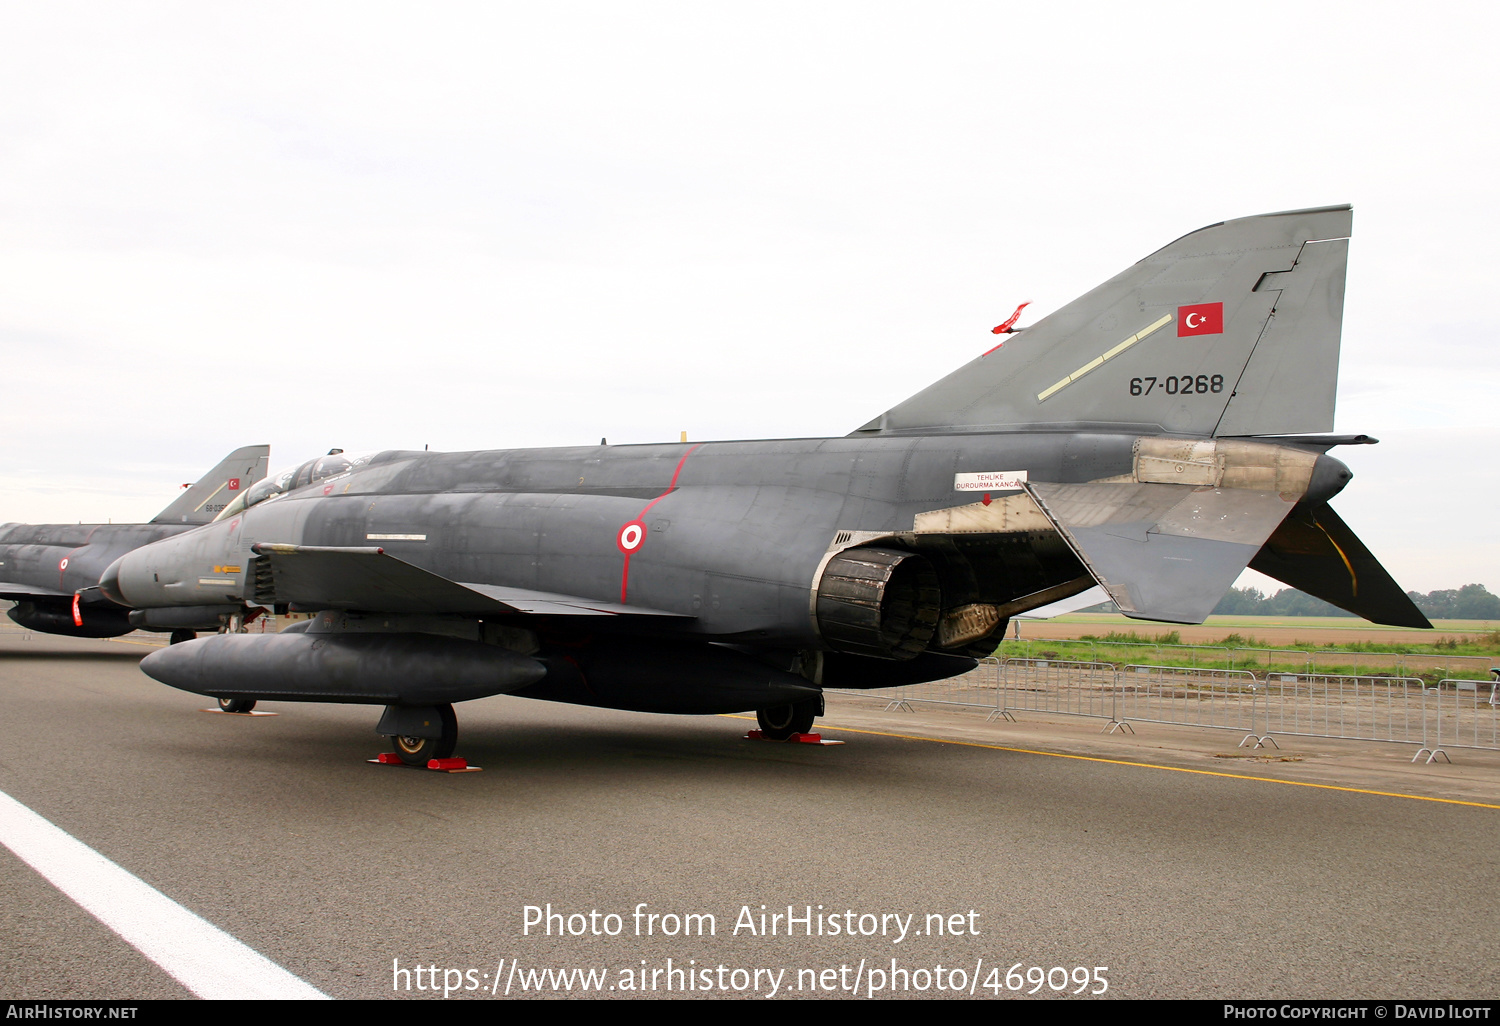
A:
[96, 209, 1431, 748]
[0, 446, 269, 636]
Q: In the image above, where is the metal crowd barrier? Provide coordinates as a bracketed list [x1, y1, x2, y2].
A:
[1257, 674, 1429, 748]
[1428, 679, 1500, 757]
[831, 659, 1500, 762]
[994, 658, 1118, 722]
[1112, 664, 1263, 736]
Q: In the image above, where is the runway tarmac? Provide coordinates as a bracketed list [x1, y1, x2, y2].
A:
[1, 631, 1497, 1000]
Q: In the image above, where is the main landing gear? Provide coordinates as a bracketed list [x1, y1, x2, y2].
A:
[217, 697, 257, 714]
[755, 697, 821, 741]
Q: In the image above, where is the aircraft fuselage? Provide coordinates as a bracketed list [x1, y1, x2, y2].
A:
[0, 523, 204, 637]
[102, 432, 1145, 645]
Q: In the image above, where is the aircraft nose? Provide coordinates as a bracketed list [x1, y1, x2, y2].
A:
[98, 555, 130, 607]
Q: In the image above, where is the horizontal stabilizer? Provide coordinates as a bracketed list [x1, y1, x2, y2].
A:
[151, 445, 271, 525]
[1249, 503, 1431, 628]
[1028, 481, 1298, 624]
[249, 544, 690, 618]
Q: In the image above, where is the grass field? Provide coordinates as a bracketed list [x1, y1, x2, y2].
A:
[1016, 613, 1497, 646]
[999, 615, 1500, 682]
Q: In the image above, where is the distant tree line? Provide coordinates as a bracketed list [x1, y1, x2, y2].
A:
[1080, 583, 1500, 620]
[1402, 584, 1500, 620]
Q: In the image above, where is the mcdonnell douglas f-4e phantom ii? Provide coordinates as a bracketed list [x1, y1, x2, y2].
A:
[99, 206, 1430, 764]
[0, 446, 269, 639]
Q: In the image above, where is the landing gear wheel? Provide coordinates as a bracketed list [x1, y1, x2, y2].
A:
[756, 699, 818, 741]
[218, 697, 257, 714]
[169, 629, 196, 645]
[388, 704, 458, 766]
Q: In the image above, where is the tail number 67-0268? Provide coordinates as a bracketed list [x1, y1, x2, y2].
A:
[1130, 374, 1223, 396]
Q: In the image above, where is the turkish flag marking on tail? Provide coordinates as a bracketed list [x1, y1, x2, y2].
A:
[1177, 302, 1224, 337]
[227, 478, 240, 490]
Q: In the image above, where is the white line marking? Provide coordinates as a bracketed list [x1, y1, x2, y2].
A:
[0, 790, 329, 1000]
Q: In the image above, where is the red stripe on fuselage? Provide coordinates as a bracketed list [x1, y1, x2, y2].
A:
[620, 444, 701, 604]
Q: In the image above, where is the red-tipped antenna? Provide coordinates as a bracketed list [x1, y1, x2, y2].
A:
[991, 301, 1030, 334]
[982, 301, 1031, 356]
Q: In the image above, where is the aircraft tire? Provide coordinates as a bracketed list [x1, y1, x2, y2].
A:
[756, 699, 817, 741]
[169, 630, 196, 645]
[218, 697, 257, 714]
[389, 703, 458, 766]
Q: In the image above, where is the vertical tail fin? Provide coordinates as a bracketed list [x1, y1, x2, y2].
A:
[150, 445, 271, 524]
[855, 206, 1351, 438]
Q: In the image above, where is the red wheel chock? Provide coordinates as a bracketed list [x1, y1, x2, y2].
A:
[744, 730, 844, 746]
[368, 754, 483, 772]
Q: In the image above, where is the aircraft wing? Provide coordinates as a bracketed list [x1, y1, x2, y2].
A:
[0, 582, 70, 600]
[249, 544, 692, 619]
[458, 583, 689, 617]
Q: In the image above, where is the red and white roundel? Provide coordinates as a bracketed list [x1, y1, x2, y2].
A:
[616, 520, 648, 555]
[58, 557, 69, 572]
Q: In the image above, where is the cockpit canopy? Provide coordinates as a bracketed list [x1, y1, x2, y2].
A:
[214, 450, 370, 522]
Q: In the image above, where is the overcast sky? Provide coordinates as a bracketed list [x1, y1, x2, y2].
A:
[1, 1, 1495, 595]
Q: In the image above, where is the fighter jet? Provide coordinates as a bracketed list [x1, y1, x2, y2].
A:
[99, 206, 1430, 764]
[0, 446, 269, 639]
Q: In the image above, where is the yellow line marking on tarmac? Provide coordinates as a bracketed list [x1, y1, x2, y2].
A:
[724, 715, 1500, 810]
